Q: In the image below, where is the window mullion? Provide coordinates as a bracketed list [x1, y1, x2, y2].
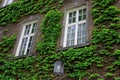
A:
[81, 24, 83, 44]
[29, 22, 33, 34]
[24, 23, 33, 55]
[15, 24, 26, 56]
[6, 0, 9, 5]
[75, 24, 78, 45]
[3, 0, 7, 7]
[24, 35, 30, 55]
[75, 9, 79, 45]
[64, 12, 69, 47]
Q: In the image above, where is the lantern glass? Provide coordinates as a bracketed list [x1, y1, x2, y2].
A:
[54, 60, 64, 76]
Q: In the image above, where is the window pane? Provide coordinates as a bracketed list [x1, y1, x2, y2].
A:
[68, 26, 71, 32]
[31, 23, 37, 34]
[79, 16, 82, 21]
[82, 37, 86, 44]
[73, 18, 76, 23]
[83, 8, 86, 14]
[77, 38, 82, 44]
[77, 31, 81, 38]
[73, 11, 76, 16]
[71, 33, 75, 39]
[67, 34, 70, 39]
[69, 18, 72, 24]
[24, 24, 31, 35]
[19, 37, 28, 56]
[69, 12, 72, 17]
[83, 15, 86, 20]
[79, 10, 82, 15]
[83, 23, 86, 29]
[26, 36, 34, 55]
[77, 23, 87, 45]
[24, 25, 28, 35]
[73, 11, 76, 23]
[66, 25, 75, 47]
[79, 8, 86, 21]
[68, 11, 76, 23]
[71, 25, 75, 32]
[71, 39, 74, 46]
[27, 24, 31, 34]
[66, 40, 70, 47]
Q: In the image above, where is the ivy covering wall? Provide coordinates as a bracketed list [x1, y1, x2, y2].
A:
[0, 0, 120, 80]
[0, 0, 63, 25]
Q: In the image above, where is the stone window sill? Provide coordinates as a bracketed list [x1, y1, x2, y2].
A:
[57, 42, 90, 52]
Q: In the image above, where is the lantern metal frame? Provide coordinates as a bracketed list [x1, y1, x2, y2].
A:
[53, 60, 64, 76]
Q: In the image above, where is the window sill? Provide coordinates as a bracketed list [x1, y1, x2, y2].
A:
[10, 54, 34, 60]
[57, 42, 90, 52]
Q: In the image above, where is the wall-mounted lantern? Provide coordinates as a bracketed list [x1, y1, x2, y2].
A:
[53, 60, 64, 76]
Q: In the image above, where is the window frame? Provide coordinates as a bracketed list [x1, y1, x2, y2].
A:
[63, 6, 88, 48]
[2, 0, 13, 7]
[15, 20, 38, 56]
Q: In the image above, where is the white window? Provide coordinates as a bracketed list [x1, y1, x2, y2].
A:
[63, 6, 87, 47]
[3, 0, 13, 7]
[16, 21, 37, 56]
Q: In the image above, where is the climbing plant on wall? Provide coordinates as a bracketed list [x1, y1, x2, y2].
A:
[0, 0, 120, 80]
[0, 0, 63, 25]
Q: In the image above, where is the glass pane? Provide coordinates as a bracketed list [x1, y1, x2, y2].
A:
[71, 25, 75, 32]
[24, 25, 28, 35]
[69, 12, 72, 23]
[66, 25, 75, 47]
[71, 33, 75, 39]
[78, 24, 82, 30]
[77, 31, 81, 38]
[30, 36, 33, 41]
[83, 8, 86, 14]
[82, 30, 86, 36]
[79, 8, 86, 21]
[26, 36, 34, 55]
[26, 49, 30, 55]
[19, 37, 28, 56]
[82, 37, 86, 44]
[83, 15, 86, 20]
[67, 34, 70, 39]
[73, 11, 76, 16]
[79, 16, 82, 21]
[69, 12, 72, 18]
[77, 23, 87, 45]
[77, 38, 82, 44]
[73, 11, 76, 22]
[66, 40, 70, 47]
[27, 24, 31, 35]
[83, 23, 86, 29]
[71, 39, 74, 46]
[79, 10, 82, 15]
[68, 26, 71, 32]
[68, 11, 76, 23]
[73, 17, 76, 23]
[69, 18, 72, 24]
[31, 23, 37, 33]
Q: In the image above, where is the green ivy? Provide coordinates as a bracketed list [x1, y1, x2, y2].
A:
[91, 0, 120, 79]
[92, 28, 120, 47]
[0, 35, 16, 53]
[0, 0, 63, 26]
[0, 0, 120, 79]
